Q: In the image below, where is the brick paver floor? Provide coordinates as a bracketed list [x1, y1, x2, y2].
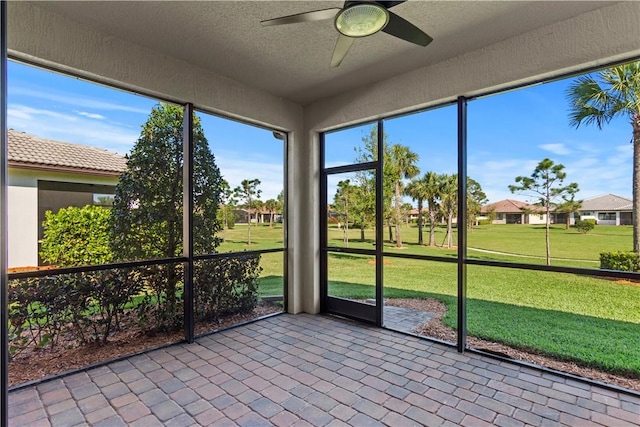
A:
[8, 313, 640, 426]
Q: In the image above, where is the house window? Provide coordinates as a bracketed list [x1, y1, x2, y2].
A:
[93, 193, 115, 206]
[598, 212, 616, 221]
[582, 211, 592, 216]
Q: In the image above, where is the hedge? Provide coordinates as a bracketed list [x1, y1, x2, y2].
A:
[600, 251, 640, 272]
[8, 254, 262, 360]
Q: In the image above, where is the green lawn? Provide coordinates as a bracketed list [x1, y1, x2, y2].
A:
[224, 222, 640, 377]
[327, 222, 633, 267]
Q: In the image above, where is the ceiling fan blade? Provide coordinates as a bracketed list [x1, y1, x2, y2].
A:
[382, 10, 433, 47]
[376, 1, 406, 9]
[330, 34, 355, 68]
[261, 8, 340, 26]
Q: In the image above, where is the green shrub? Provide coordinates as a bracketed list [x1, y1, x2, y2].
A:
[194, 254, 262, 322]
[478, 219, 492, 226]
[8, 268, 144, 358]
[575, 219, 596, 234]
[40, 205, 112, 266]
[600, 251, 640, 272]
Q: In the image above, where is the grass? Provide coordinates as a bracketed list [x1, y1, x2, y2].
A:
[327, 222, 633, 267]
[230, 222, 640, 377]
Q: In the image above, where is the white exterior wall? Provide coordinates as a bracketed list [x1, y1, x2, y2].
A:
[528, 215, 547, 225]
[7, 1, 640, 314]
[7, 167, 119, 269]
[8, 171, 38, 268]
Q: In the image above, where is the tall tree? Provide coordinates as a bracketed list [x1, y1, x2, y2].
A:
[389, 144, 420, 248]
[276, 190, 285, 224]
[352, 170, 376, 242]
[423, 171, 442, 247]
[234, 179, 262, 245]
[439, 174, 458, 249]
[217, 179, 237, 241]
[334, 179, 357, 247]
[467, 177, 488, 230]
[110, 104, 222, 323]
[355, 126, 395, 242]
[509, 158, 579, 265]
[405, 177, 428, 245]
[264, 199, 278, 228]
[566, 62, 640, 253]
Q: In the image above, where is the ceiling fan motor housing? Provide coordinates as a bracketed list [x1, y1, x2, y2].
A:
[335, 3, 390, 38]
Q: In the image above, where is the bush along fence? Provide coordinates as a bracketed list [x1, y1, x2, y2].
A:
[7, 253, 262, 361]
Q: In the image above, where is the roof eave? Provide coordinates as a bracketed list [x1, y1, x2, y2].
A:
[8, 161, 124, 177]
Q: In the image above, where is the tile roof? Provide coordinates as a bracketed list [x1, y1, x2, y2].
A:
[8, 129, 127, 175]
[481, 199, 543, 214]
[580, 194, 632, 211]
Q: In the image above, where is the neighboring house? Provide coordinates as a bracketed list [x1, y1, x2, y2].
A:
[579, 194, 633, 226]
[480, 199, 547, 225]
[8, 129, 127, 269]
[233, 208, 265, 224]
[407, 208, 428, 222]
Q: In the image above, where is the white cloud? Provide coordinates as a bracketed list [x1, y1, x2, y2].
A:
[215, 155, 284, 201]
[8, 105, 78, 122]
[77, 111, 106, 120]
[539, 143, 571, 155]
[10, 86, 150, 115]
[8, 104, 139, 153]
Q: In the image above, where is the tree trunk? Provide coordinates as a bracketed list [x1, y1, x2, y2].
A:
[633, 114, 640, 254]
[387, 218, 393, 243]
[446, 213, 453, 248]
[394, 182, 403, 248]
[429, 208, 437, 247]
[360, 225, 365, 242]
[417, 199, 424, 245]
[269, 212, 274, 228]
[545, 203, 551, 266]
[247, 204, 252, 245]
[565, 212, 570, 230]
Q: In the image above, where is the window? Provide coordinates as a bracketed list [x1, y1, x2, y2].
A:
[93, 193, 115, 206]
[598, 212, 616, 220]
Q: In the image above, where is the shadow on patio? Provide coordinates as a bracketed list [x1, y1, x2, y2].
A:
[8, 313, 640, 426]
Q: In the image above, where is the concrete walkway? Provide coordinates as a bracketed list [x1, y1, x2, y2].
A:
[383, 305, 435, 333]
[9, 314, 640, 426]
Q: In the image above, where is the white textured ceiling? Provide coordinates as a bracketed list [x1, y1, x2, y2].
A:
[34, 1, 616, 106]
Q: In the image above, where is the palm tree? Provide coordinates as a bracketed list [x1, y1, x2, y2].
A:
[439, 174, 458, 249]
[264, 199, 278, 228]
[389, 144, 420, 248]
[423, 171, 441, 247]
[567, 62, 640, 253]
[404, 178, 427, 245]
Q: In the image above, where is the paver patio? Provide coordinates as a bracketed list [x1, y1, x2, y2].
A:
[8, 313, 640, 426]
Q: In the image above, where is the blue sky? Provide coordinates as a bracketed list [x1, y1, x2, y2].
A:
[8, 61, 285, 201]
[325, 76, 632, 204]
[9, 60, 632, 205]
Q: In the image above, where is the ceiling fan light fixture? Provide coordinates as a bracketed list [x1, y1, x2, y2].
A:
[335, 3, 389, 38]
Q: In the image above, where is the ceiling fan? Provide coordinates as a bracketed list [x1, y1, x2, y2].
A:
[261, 1, 433, 68]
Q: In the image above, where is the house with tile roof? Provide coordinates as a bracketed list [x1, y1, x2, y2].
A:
[480, 199, 548, 225]
[8, 129, 126, 268]
[579, 194, 633, 226]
